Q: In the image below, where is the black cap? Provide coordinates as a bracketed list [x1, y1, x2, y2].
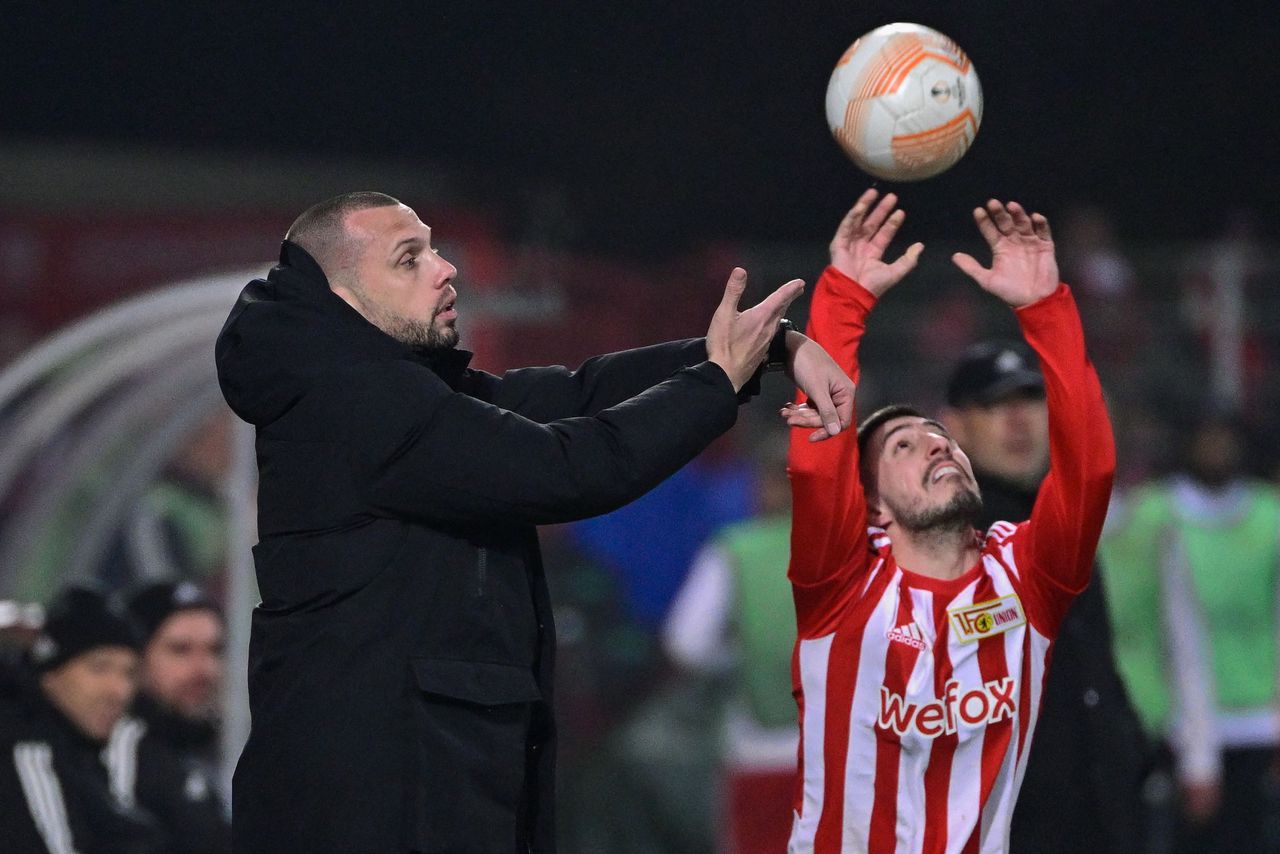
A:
[127, 581, 223, 645]
[27, 586, 141, 673]
[946, 341, 1045, 407]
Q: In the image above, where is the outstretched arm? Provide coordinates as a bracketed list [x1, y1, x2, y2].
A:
[489, 272, 856, 440]
[488, 338, 711, 422]
[487, 266, 800, 419]
[785, 190, 922, 633]
[954, 200, 1116, 626]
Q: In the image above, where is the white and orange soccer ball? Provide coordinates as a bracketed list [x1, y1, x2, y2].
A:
[825, 23, 983, 182]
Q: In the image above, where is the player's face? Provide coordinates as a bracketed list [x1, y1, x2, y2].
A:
[867, 415, 981, 532]
[945, 394, 1049, 488]
[1188, 422, 1244, 487]
[142, 610, 225, 722]
[40, 647, 139, 741]
[345, 204, 459, 349]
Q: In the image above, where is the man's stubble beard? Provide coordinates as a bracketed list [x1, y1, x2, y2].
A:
[355, 287, 459, 352]
[889, 484, 983, 536]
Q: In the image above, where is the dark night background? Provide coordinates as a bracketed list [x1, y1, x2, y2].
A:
[4, 1, 1276, 255]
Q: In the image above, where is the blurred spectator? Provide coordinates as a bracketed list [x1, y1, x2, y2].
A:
[107, 413, 232, 588]
[1058, 205, 1137, 302]
[0, 585, 163, 853]
[545, 528, 659, 748]
[1056, 205, 1151, 386]
[942, 340, 1147, 854]
[1100, 412, 1280, 853]
[1177, 214, 1274, 415]
[120, 580, 231, 853]
[571, 437, 755, 627]
[541, 525, 674, 853]
[23, 410, 232, 601]
[662, 436, 795, 854]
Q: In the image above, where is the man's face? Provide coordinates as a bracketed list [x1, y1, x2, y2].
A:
[342, 203, 459, 349]
[866, 416, 982, 533]
[944, 394, 1049, 489]
[1188, 422, 1243, 488]
[141, 610, 225, 721]
[40, 647, 139, 741]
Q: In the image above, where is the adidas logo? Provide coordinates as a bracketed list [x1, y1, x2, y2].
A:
[886, 622, 928, 650]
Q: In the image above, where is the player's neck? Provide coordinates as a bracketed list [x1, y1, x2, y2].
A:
[890, 526, 981, 581]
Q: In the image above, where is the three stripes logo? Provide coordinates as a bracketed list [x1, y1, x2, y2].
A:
[885, 621, 928, 650]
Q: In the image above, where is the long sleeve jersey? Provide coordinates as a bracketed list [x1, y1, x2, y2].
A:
[785, 266, 1115, 854]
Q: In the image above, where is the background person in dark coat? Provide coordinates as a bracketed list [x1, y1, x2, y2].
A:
[214, 192, 855, 854]
[0, 586, 164, 854]
[116, 581, 230, 854]
[942, 341, 1148, 854]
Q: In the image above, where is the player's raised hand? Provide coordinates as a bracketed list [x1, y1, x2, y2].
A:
[781, 335, 855, 440]
[830, 188, 924, 298]
[706, 267, 804, 392]
[952, 200, 1059, 307]
[779, 399, 856, 443]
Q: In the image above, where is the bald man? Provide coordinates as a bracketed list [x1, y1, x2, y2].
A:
[215, 192, 854, 854]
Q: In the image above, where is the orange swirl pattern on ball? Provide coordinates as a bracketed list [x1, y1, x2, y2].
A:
[836, 34, 925, 159]
[890, 107, 979, 174]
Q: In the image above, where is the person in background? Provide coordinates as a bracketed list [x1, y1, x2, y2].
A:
[1101, 413, 1280, 854]
[663, 436, 796, 854]
[118, 580, 231, 853]
[0, 585, 163, 853]
[942, 341, 1147, 853]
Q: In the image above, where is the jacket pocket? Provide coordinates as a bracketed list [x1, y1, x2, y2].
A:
[411, 657, 542, 706]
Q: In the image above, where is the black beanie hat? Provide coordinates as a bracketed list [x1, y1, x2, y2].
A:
[28, 586, 142, 673]
[126, 581, 223, 645]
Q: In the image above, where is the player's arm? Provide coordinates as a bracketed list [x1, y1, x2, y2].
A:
[784, 190, 922, 632]
[953, 201, 1116, 621]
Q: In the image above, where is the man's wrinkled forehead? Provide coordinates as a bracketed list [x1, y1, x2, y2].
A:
[877, 416, 953, 450]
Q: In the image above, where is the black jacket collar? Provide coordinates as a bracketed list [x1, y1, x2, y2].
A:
[217, 241, 476, 427]
[276, 240, 475, 381]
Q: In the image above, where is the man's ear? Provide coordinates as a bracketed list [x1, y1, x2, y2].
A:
[866, 493, 891, 528]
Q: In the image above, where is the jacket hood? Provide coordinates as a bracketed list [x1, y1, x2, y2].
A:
[215, 241, 472, 427]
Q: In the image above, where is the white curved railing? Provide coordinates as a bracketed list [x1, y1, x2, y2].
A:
[0, 264, 270, 803]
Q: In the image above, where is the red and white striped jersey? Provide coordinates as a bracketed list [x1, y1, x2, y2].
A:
[786, 268, 1114, 854]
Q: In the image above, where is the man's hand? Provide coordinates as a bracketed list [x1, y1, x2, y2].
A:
[830, 188, 924, 298]
[782, 331, 854, 440]
[952, 200, 1059, 307]
[706, 268, 804, 392]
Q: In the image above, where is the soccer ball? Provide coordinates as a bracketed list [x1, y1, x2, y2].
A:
[825, 23, 983, 182]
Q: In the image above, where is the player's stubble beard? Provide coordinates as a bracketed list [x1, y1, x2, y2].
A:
[889, 483, 983, 537]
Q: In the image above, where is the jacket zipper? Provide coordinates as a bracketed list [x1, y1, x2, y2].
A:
[476, 547, 488, 596]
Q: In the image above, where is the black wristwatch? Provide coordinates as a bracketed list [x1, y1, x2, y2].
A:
[765, 318, 797, 372]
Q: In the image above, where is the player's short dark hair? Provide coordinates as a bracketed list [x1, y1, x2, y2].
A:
[285, 191, 401, 244]
[857, 403, 927, 459]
